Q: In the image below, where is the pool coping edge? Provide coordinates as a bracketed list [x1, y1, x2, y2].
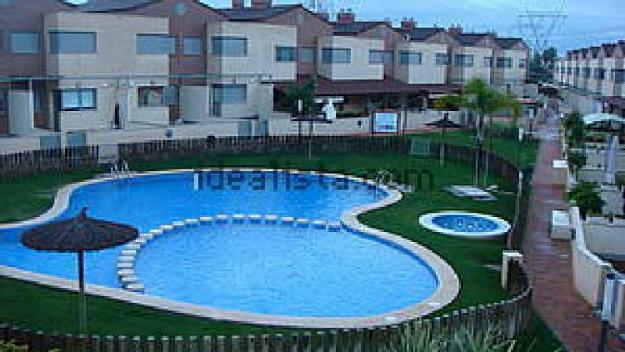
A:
[0, 168, 460, 329]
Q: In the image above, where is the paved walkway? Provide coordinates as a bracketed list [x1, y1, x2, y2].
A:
[523, 118, 624, 351]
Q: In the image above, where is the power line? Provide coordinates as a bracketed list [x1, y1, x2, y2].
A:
[518, 0, 567, 53]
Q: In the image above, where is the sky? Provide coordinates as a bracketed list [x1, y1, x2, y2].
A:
[67, 0, 625, 54]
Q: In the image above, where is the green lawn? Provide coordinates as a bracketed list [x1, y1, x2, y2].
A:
[0, 133, 561, 349]
[416, 129, 540, 170]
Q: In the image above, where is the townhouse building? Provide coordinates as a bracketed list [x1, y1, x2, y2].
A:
[555, 41, 625, 116]
[0, 0, 529, 137]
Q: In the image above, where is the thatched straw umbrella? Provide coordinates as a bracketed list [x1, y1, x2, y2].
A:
[21, 208, 138, 334]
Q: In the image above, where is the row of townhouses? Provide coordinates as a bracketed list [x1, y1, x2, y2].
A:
[0, 0, 530, 137]
[554, 41, 625, 117]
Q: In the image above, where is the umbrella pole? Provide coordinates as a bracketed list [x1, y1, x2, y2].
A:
[77, 251, 87, 335]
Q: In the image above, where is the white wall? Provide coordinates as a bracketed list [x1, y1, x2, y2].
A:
[267, 110, 460, 136]
[180, 86, 210, 122]
[585, 217, 625, 256]
[207, 21, 297, 82]
[0, 136, 40, 154]
[570, 206, 613, 307]
[451, 46, 493, 84]
[317, 35, 384, 81]
[395, 41, 447, 84]
[86, 121, 241, 146]
[8, 91, 35, 135]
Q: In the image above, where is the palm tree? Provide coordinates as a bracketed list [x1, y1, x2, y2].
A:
[461, 78, 521, 186]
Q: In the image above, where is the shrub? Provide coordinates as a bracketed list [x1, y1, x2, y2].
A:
[563, 111, 586, 147]
[567, 182, 605, 219]
[0, 341, 27, 352]
[567, 151, 587, 180]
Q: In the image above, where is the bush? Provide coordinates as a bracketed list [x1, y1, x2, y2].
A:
[567, 151, 586, 180]
[0, 341, 27, 352]
[567, 182, 605, 219]
[386, 325, 515, 352]
[337, 109, 367, 118]
[563, 111, 586, 147]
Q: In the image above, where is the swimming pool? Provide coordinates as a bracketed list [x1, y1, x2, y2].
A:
[0, 169, 459, 327]
[419, 211, 511, 238]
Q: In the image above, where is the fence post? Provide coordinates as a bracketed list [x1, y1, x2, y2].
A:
[146, 336, 156, 352]
[174, 336, 184, 352]
[160, 336, 170, 352]
[103, 336, 114, 352]
[327, 330, 337, 352]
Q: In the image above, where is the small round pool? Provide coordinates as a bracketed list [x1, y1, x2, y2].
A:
[419, 211, 510, 238]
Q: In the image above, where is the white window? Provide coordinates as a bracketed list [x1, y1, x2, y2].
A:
[137, 34, 176, 55]
[454, 54, 474, 67]
[212, 84, 247, 104]
[519, 58, 527, 69]
[183, 37, 202, 56]
[212, 36, 247, 57]
[497, 57, 512, 68]
[436, 53, 449, 66]
[400, 51, 422, 65]
[50, 32, 96, 54]
[276, 46, 297, 62]
[369, 50, 384, 64]
[59, 89, 96, 111]
[322, 48, 351, 64]
[10, 32, 39, 54]
[138, 87, 165, 107]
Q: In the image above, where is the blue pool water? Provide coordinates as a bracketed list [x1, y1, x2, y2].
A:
[431, 214, 500, 233]
[0, 171, 439, 317]
[135, 224, 437, 317]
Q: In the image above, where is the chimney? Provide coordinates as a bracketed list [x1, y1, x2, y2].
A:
[401, 17, 416, 31]
[232, 0, 244, 9]
[251, 0, 271, 9]
[448, 25, 462, 36]
[317, 12, 330, 21]
[337, 9, 355, 24]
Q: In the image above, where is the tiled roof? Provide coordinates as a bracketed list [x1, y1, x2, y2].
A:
[218, 4, 301, 21]
[398, 27, 445, 41]
[78, 0, 159, 12]
[277, 76, 461, 96]
[495, 37, 524, 49]
[451, 33, 492, 46]
[332, 21, 386, 35]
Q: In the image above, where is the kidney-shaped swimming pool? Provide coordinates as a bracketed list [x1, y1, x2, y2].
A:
[0, 169, 458, 326]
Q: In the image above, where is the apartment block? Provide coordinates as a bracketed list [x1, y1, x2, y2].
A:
[0, 0, 530, 137]
[555, 41, 625, 116]
[44, 12, 171, 132]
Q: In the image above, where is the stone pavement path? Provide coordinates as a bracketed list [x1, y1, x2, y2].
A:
[523, 117, 624, 351]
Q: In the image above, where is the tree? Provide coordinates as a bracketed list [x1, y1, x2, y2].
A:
[284, 78, 317, 117]
[567, 150, 587, 180]
[528, 47, 558, 83]
[460, 78, 521, 186]
[564, 111, 586, 148]
[567, 182, 605, 219]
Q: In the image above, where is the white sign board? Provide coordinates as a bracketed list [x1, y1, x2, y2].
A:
[373, 112, 399, 133]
